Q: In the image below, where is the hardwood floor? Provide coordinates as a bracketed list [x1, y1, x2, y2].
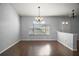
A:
[0, 41, 79, 56]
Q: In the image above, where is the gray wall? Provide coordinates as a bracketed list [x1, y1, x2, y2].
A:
[20, 16, 79, 40]
[70, 16, 79, 39]
[59, 16, 79, 33]
[58, 16, 79, 39]
[20, 16, 64, 40]
[0, 4, 20, 52]
[58, 17, 71, 32]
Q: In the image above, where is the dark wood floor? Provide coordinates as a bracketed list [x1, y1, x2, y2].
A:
[0, 41, 79, 56]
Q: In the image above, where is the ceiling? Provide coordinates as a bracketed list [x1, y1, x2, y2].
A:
[11, 3, 79, 16]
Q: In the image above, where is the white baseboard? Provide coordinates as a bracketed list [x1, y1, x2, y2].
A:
[0, 40, 20, 54]
[21, 39, 57, 41]
[57, 40, 77, 51]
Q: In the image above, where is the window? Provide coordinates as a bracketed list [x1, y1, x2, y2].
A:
[29, 20, 50, 35]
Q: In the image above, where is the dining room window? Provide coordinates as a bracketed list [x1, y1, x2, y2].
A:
[29, 20, 50, 35]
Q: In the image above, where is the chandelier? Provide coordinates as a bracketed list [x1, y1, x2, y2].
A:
[35, 6, 43, 22]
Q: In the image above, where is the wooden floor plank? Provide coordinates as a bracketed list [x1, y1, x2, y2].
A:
[0, 41, 79, 56]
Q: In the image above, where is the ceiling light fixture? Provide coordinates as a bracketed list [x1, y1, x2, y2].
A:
[35, 6, 43, 22]
[69, 9, 76, 19]
[71, 9, 76, 19]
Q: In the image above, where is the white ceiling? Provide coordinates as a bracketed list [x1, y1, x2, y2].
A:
[11, 3, 79, 16]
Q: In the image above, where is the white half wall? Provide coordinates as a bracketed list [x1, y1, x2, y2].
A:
[57, 31, 77, 51]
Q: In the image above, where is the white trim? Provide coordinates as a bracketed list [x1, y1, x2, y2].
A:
[21, 39, 57, 41]
[57, 40, 77, 51]
[0, 40, 20, 54]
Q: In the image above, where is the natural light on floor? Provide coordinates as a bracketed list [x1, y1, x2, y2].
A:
[28, 44, 51, 56]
